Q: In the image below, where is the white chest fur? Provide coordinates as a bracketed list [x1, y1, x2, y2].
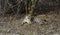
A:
[22, 15, 31, 25]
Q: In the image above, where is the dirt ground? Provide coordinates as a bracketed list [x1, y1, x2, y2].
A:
[0, 13, 60, 35]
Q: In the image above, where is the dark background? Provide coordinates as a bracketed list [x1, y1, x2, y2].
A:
[0, 0, 60, 16]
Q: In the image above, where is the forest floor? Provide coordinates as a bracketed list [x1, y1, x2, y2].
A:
[0, 13, 60, 35]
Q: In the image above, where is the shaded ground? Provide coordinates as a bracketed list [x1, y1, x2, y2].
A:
[0, 13, 60, 35]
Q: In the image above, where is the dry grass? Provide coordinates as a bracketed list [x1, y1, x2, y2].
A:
[0, 14, 60, 35]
